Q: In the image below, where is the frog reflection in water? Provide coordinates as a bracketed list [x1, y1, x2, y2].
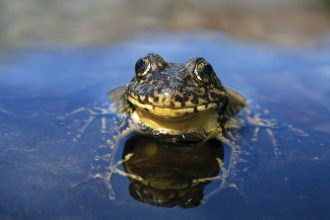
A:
[120, 135, 224, 208]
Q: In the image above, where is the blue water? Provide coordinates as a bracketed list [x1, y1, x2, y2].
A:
[0, 33, 329, 219]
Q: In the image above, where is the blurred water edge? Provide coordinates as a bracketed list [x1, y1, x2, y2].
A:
[0, 0, 329, 50]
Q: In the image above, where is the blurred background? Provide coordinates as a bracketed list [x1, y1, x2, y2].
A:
[0, 0, 329, 49]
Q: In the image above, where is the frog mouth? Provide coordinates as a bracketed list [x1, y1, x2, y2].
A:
[128, 95, 217, 119]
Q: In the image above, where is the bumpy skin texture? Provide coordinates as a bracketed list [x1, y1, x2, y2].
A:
[108, 53, 247, 141]
[127, 53, 229, 112]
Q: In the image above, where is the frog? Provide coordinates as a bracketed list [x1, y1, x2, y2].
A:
[61, 53, 309, 204]
[70, 53, 279, 201]
[108, 53, 248, 144]
[86, 53, 249, 201]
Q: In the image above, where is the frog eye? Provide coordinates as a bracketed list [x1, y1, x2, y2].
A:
[194, 59, 213, 82]
[135, 58, 151, 77]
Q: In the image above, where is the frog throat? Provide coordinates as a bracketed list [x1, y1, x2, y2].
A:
[130, 107, 220, 136]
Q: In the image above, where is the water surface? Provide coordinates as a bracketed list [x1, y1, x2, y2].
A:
[0, 33, 329, 219]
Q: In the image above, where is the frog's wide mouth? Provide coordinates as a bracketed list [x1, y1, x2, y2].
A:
[128, 95, 217, 119]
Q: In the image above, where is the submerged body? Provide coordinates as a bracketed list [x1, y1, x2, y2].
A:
[109, 53, 247, 142]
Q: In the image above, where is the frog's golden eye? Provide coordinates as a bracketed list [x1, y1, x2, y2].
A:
[194, 59, 213, 82]
[135, 58, 151, 78]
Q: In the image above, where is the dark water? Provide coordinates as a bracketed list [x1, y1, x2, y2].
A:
[0, 33, 329, 219]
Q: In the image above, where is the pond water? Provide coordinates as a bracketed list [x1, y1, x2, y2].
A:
[0, 33, 329, 219]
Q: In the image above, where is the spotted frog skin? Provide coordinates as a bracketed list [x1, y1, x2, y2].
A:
[110, 53, 247, 142]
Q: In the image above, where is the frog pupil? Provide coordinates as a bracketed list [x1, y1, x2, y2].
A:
[196, 62, 213, 81]
[202, 64, 213, 76]
[135, 58, 147, 75]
